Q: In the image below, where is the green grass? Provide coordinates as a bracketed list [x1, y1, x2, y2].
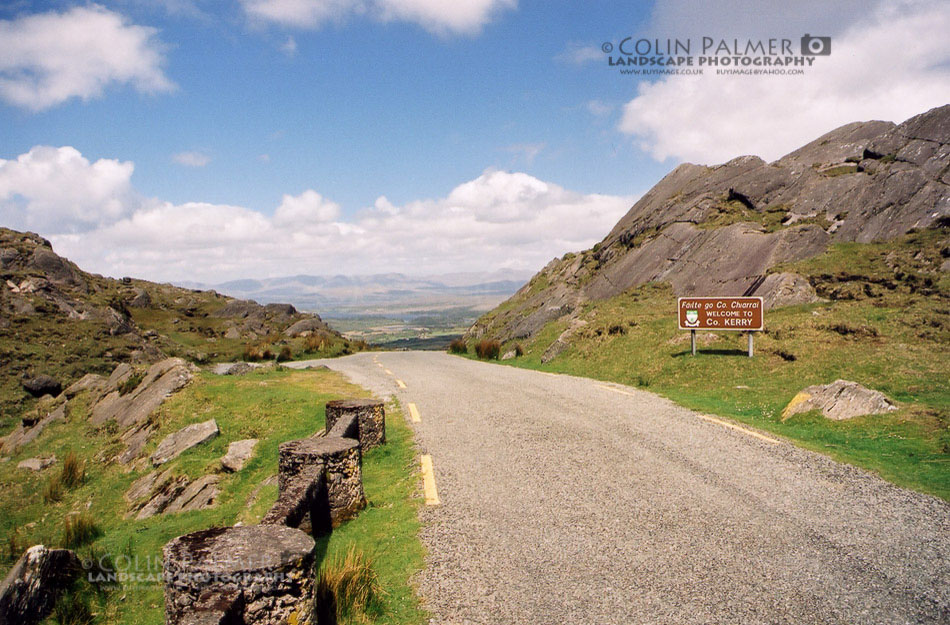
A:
[1, 368, 425, 625]
[313, 398, 428, 625]
[466, 227, 950, 500]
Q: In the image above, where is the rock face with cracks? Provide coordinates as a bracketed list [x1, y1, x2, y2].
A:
[469, 105, 950, 345]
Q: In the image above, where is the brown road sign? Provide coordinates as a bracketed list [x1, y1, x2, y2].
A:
[678, 296, 764, 331]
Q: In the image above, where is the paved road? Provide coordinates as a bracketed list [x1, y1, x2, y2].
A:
[290, 352, 950, 625]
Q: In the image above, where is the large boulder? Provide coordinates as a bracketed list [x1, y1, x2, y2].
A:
[128, 288, 152, 308]
[782, 379, 898, 421]
[283, 317, 329, 337]
[20, 375, 61, 398]
[151, 419, 219, 466]
[0, 545, 81, 625]
[211, 300, 263, 319]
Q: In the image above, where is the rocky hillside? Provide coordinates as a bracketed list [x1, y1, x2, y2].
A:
[469, 105, 949, 343]
[0, 228, 352, 429]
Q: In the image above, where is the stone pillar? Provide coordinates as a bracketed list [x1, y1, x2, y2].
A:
[279, 437, 365, 526]
[163, 525, 315, 625]
[325, 399, 385, 449]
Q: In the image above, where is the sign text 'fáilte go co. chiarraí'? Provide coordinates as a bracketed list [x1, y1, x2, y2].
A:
[678, 297, 764, 331]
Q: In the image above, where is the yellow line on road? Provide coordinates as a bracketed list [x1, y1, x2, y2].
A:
[408, 402, 421, 423]
[698, 414, 781, 444]
[597, 383, 636, 397]
[396, 379, 407, 389]
[384, 368, 394, 375]
[420, 454, 440, 506]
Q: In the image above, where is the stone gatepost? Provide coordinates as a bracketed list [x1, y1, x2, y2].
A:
[325, 399, 386, 449]
[163, 525, 315, 625]
[279, 437, 366, 526]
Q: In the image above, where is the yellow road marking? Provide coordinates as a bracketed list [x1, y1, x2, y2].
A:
[408, 403, 421, 423]
[420, 454, 440, 506]
[698, 414, 781, 444]
[384, 368, 394, 375]
[597, 383, 636, 397]
[377, 363, 384, 368]
[396, 379, 407, 389]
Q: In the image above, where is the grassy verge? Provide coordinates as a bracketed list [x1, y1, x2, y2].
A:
[462, 228, 950, 500]
[0, 367, 425, 625]
[314, 399, 428, 624]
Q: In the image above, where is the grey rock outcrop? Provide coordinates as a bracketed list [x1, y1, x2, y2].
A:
[150, 419, 219, 466]
[128, 288, 151, 308]
[0, 545, 80, 625]
[283, 317, 329, 337]
[1, 403, 65, 455]
[17, 456, 55, 471]
[470, 105, 950, 343]
[90, 358, 194, 428]
[782, 379, 898, 421]
[220, 439, 258, 472]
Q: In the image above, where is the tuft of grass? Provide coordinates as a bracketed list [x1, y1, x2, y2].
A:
[315, 546, 384, 624]
[53, 590, 96, 625]
[276, 345, 293, 362]
[474, 339, 501, 360]
[306, 333, 330, 353]
[43, 473, 64, 503]
[448, 338, 467, 355]
[514, 343, 524, 357]
[61, 452, 86, 489]
[62, 513, 102, 548]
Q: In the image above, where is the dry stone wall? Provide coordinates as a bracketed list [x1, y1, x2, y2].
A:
[163, 397, 386, 625]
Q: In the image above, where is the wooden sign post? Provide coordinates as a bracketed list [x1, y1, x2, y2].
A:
[677, 296, 764, 357]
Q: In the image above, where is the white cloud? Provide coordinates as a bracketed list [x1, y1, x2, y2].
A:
[280, 35, 298, 56]
[585, 100, 612, 117]
[620, 0, 950, 164]
[4, 146, 634, 282]
[0, 6, 174, 111]
[0, 146, 139, 233]
[555, 43, 604, 65]
[503, 142, 545, 165]
[274, 189, 342, 224]
[172, 151, 212, 167]
[241, 0, 515, 34]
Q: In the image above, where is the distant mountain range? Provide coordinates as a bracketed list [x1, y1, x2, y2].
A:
[181, 270, 535, 317]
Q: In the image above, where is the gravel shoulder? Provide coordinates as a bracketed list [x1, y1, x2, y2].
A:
[289, 352, 950, 625]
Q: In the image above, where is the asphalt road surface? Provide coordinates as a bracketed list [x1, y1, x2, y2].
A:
[289, 352, 950, 625]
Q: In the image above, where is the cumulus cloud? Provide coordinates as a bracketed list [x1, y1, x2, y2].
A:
[3, 146, 634, 283]
[0, 146, 140, 233]
[620, 0, 950, 164]
[0, 6, 174, 111]
[241, 0, 515, 34]
[172, 151, 212, 167]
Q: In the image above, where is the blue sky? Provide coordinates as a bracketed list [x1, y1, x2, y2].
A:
[1, 0, 948, 283]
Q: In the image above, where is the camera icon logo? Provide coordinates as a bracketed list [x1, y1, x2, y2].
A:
[801, 34, 831, 56]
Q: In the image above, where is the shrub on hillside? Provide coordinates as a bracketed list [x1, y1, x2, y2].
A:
[276, 345, 293, 362]
[448, 338, 467, 354]
[514, 343, 524, 357]
[475, 339, 501, 360]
